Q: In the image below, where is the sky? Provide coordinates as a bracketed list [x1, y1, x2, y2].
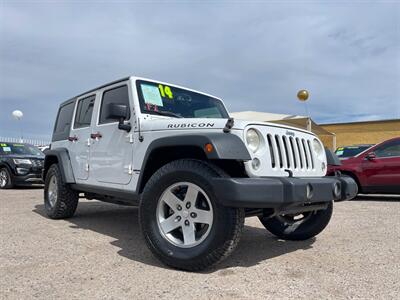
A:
[0, 0, 399, 140]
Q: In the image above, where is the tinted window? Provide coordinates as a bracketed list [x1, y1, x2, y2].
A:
[53, 101, 75, 141]
[375, 140, 400, 158]
[335, 145, 373, 158]
[74, 95, 95, 128]
[0, 143, 43, 156]
[99, 85, 130, 124]
[136, 80, 229, 119]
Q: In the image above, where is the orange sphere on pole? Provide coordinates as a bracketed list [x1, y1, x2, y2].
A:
[297, 90, 309, 102]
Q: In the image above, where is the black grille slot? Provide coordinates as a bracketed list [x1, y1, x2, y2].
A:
[31, 159, 44, 168]
[275, 135, 283, 168]
[267, 134, 276, 168]
[289, 137, 297, 169]
[296, 138, 304, 169]
[302, 139, 309, 169]
[307, 140, 315, 169]
[282, 136, 290, 168]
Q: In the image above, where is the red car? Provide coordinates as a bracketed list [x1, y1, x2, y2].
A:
[328, 137, 400, 194]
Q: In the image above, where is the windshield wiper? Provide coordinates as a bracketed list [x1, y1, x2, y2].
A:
[151, 110, 183, 118]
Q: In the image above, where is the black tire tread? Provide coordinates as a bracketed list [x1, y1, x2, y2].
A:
[140, 159, 244, 271]
[44, 164, 78, 219]
[0, 167, 14, 189]
[259, 202, 333, 241]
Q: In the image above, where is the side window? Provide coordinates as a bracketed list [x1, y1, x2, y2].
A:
[52, 101, 75, 141]
[375, 140, 400, 158]
[74, 95, 95, 129]
[99, 85, 130, 124]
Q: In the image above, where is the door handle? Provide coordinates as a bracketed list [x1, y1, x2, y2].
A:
[90, 132, 102, 139]
[68, 135, 78, 142]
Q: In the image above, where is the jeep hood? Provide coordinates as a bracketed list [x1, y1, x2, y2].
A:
[140, 117, 314, 135]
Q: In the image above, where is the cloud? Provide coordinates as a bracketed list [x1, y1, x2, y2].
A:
[0, 1, 399, 139]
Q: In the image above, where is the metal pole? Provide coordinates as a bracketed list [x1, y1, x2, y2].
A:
[19, 120, 23, 143]
[333, 134, 337, 151]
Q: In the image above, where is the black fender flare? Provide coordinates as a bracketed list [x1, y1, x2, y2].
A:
[325, 148, 341, 166]
[136, 133, 251, 192]
[43, 148, 75, 183]
[144, 133, 251, 161]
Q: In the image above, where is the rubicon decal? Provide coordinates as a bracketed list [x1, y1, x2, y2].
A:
[167, 123, 215, 128]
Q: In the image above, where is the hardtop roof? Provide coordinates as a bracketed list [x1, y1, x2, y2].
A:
[58, 76, 222, 107]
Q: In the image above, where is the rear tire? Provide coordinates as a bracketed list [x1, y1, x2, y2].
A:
[44, 164, 78, 219]
[139, 159, 244, 271]
[259, 202, 333, 241]
[0, 168, 14, 189]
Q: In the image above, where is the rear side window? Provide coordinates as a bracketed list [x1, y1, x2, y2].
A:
[375, 140, 400, 158]
[52, 100, 75, 141]
[74, 95, 95, 129]
[99, 85, 130, 124]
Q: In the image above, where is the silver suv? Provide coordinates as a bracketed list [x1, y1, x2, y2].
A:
[43, 76, 357, 271]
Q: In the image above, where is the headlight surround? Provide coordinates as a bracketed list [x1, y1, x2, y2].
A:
[246, 128, 261, 153]
[312, 138, 324, 158]
[13, 159, 32, 165]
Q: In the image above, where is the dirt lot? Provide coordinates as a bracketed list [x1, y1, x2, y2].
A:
[1, 188, 399, 299]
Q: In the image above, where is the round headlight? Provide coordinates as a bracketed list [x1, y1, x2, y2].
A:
[313, 138, 323, 157]
[246, 129, 261, 153]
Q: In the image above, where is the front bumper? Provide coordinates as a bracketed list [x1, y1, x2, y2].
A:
[12, 172, 43, 185]
[211, 175, 357, 208]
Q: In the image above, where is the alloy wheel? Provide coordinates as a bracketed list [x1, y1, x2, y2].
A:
[156, 182, 214, 248]
[47, 175, 58, 207]
[0, 170, 8, 188]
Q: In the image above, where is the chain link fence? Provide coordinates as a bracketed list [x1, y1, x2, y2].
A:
[0, 137, 50, 146]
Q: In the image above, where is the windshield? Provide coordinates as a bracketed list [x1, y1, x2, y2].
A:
[335, 145, 372, 158]
[0, 143, 43, 156]
[136, 80, 229, 118]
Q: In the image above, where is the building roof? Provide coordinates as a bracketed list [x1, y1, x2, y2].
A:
[320, 118, 400, 126]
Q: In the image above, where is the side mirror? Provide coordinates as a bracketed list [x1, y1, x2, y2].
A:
[365, 152, 376, 160]
[107, 103, 131, 132]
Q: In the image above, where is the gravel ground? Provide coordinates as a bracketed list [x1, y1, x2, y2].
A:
[1, 188, 399, 299]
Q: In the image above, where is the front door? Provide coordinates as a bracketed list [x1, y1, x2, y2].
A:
[89, 84, 133, 185]
[362, 139, 400, 193]
[69, 94, 96, 181]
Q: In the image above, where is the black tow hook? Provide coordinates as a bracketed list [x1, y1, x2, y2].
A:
[334, 170, 342, 177]
[284, 169, 293, 177]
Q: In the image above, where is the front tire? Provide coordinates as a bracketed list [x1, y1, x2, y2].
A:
[44, 164, 78, 219]
[0, 168, 14, 189]
[259, 202, 333, 241]
[139, 159, 244, 271]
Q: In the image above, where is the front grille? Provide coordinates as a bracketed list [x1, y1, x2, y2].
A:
[267, 134, 314, 171]
[31, 159, 44, 168]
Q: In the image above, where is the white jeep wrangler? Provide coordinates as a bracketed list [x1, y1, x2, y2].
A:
[43, 76, 357, 271]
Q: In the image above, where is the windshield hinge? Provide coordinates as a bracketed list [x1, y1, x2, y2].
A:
[223, 117, 234, 133]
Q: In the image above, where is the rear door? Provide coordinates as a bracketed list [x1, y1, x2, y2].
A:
[362, 139, 400, 193]
[89, 83, 134, 185]
[68, 94, 96, 180]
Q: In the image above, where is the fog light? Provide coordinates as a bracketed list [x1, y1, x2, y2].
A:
[306, 184, 313, 200]
[321, 162, 326, 172]
[252, 158, 261, 170]
[16, 168, 29, 175]
[333, 182, 341, 199]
